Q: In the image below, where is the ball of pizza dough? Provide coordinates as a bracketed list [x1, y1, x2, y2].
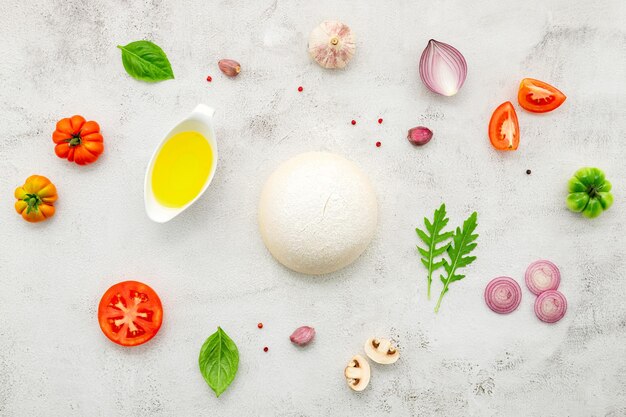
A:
[258, 152, 377, 275]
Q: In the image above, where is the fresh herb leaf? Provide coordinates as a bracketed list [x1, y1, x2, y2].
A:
[416, 204, 454, 299]
[198, 327, 239, 397]
[117, 40, 174, 82]
[434, 212, 479, 313]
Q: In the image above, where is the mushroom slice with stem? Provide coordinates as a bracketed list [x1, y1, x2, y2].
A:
[364, 338, 400, 364]
[344, 354, 370, 391]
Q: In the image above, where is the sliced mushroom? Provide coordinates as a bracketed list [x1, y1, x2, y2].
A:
[364, 338, 400, 364]
[344, 354, 370, 391]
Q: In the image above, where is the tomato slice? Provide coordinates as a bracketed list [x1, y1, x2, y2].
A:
[489, 101, 520, 151]
[98, 281, 163, 347]
[517, 78, 566, 113]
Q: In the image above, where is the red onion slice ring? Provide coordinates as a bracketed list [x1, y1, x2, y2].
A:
[484, 276, 522, 314]
[534, 290, 567, 323]
[525, 260, 561, 295]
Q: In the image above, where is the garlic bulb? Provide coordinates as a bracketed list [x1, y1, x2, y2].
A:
[308, 21, 355, 69]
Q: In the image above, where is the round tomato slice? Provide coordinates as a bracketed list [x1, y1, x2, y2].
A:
[518, 78, 566, 113]
[489, 101, 520, 151]
[98, 281, 163, 347]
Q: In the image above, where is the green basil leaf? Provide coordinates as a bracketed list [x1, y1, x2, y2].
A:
[198, 327, 239, 397]
[117, 40, 174, 82]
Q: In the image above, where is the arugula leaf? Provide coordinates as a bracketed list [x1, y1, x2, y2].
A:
[434, 212, 478, 313]
[416, 204, 454, 299]
[117, 40, 174, 82]
[198, 327, 239, 397]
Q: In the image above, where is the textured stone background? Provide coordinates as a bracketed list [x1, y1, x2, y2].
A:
[1, 0, 625, 416]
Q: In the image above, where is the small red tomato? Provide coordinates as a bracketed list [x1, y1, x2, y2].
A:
[518, 78, 566, 113]
[52, 115, 104, 165]
[98, 281, 163, 347]
[488, 101, 519, 151]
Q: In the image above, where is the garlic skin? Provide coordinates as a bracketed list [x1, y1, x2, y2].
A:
[308, 21, 355, 69]
[218, 59, 241, 77]
[289, 326, 316, 346]
[419, 39, 467, 96]
[407, 126, 433, 146]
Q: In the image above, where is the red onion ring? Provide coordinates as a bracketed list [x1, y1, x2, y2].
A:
[484, 276, 522, 314]
[525, 260, 561, 295]
[534, 290, 567, 323]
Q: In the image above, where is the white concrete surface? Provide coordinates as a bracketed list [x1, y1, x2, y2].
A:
[1, 0, 625, 416]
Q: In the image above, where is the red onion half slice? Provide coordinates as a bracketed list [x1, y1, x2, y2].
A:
[484, 276, 522, 314]
[525, 260, 561, 295]
[419, 39, 467, 97]
[534, 290, 567, 323]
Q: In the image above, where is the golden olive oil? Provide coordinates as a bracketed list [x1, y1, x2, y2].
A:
[151, 131, 213, 207]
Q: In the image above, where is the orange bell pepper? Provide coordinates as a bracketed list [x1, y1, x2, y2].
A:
[15, 175, 58, 223]
[53, 115, 104, 165]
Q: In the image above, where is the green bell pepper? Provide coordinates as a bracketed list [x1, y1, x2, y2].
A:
[566, 167, 613, 218]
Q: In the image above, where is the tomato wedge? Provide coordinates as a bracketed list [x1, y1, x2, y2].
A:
[489, 101, 520, 151]
[518, 78, 566, 113]
[98, 281, 163, 347]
